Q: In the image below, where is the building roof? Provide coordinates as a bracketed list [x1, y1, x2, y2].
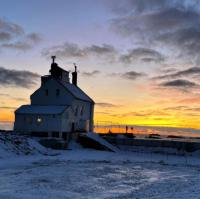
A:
[15, 105, 69, 115]
[58, 81, 94, 103]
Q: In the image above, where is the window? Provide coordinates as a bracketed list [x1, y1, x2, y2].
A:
[36, 117, 43, 125]
[45, 89, 48, 96]
[24, 116, 32, 124]
[75, 107, 78, 116]
[64, 112, 68, 119]
[56, 89, 60, 96]
[80, 106, 84, 116]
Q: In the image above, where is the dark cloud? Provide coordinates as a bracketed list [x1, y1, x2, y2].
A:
[160, 79, 197, 88]
[82, 70, 101, 77]
[2, 42, 32, 50]
[154, 67, 200, 80]
[120, 48, 164, 64]
[0, 18, 24, 40]
[42, 41, 164, 65]
[0, 93, 27, 102]
[0, 18, 41, 51]
[96, 102, 121, 108]
[0, 32, 12, 41]
[109, 71, 146, 80]
[86, 44, 117, 55]
[42, 42, 84, 58]
[0, 106, 16, 110]
[26, 33, 42, 43]
[108, 0, 200, 62]
[0, 66, 40, 88]
[1, 33, 42, 51]
[121, 71, 146, 80]
[110, 8, 200, 42]
[107, 0, 173, 15]
[158, 28, 200, 57]
[42, 42, 117, 60]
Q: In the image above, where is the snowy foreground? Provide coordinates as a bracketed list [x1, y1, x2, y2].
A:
[1, 134, 200, 198]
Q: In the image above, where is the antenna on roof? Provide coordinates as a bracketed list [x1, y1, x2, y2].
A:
[51, 55, 56, 64]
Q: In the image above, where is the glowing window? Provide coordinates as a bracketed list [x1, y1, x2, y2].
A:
[37, 117, 43, 124]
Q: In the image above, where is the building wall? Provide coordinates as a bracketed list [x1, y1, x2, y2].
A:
[72, 99, 93, 132]
[18, 77, 94, 133]
[89, 103, 94, 132]
[31, 78, 74, 105]
[61, 108, 75, 132]
[14, 108, 74, 133]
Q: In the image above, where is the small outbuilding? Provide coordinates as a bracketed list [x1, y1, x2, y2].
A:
[14, 56, 95, 139]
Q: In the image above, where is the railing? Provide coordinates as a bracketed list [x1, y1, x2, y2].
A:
[94, 121, 140, 134]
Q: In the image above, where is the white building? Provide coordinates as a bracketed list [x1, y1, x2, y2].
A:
[14, 57, 95, 139]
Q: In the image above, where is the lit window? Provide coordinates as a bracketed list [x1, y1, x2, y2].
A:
[37, 117, 43, 124]
[56, 89, 60, 96]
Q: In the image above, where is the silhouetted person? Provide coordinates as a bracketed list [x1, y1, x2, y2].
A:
[125, 125, 128, 134]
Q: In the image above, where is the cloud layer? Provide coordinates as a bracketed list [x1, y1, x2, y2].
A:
[0, 67, 40, 88]
[0, 19, 41, 51]
[108, 0, 200, 64]
[42, 41, 164, 66]
[120, 48, 164, 63]
[160, 79, 198, 88]
[96, 102, 121, 108]
[82, 70, 101, 77]
[42, 42, 117, 62]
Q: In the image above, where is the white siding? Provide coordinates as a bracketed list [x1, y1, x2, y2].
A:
[14, 108, 74, 133]
[31, 79, 74, 105]
[15, 77, 94, 134]
[72, 99, 93, 131]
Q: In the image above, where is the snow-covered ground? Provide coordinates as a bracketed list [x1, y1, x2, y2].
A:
[1, 132, 200, 199]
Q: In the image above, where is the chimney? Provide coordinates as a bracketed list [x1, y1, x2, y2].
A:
[41, 75, 51, 86]
[72, 63, 77, 86]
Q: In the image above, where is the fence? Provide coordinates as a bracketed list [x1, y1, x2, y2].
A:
[94, 121, 145, 134]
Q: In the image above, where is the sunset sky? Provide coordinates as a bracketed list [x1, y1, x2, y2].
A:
[1, 0, 200, 130]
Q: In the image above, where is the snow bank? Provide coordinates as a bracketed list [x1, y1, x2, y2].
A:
[0, 132, 49, 159]
[1, 131, 200, 168]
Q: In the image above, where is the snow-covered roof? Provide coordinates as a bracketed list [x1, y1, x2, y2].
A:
[15, 105, 69, 115]
[59, 81, 94, 103]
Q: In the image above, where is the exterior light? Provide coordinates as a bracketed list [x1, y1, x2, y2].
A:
[37, 117, 43, 123]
